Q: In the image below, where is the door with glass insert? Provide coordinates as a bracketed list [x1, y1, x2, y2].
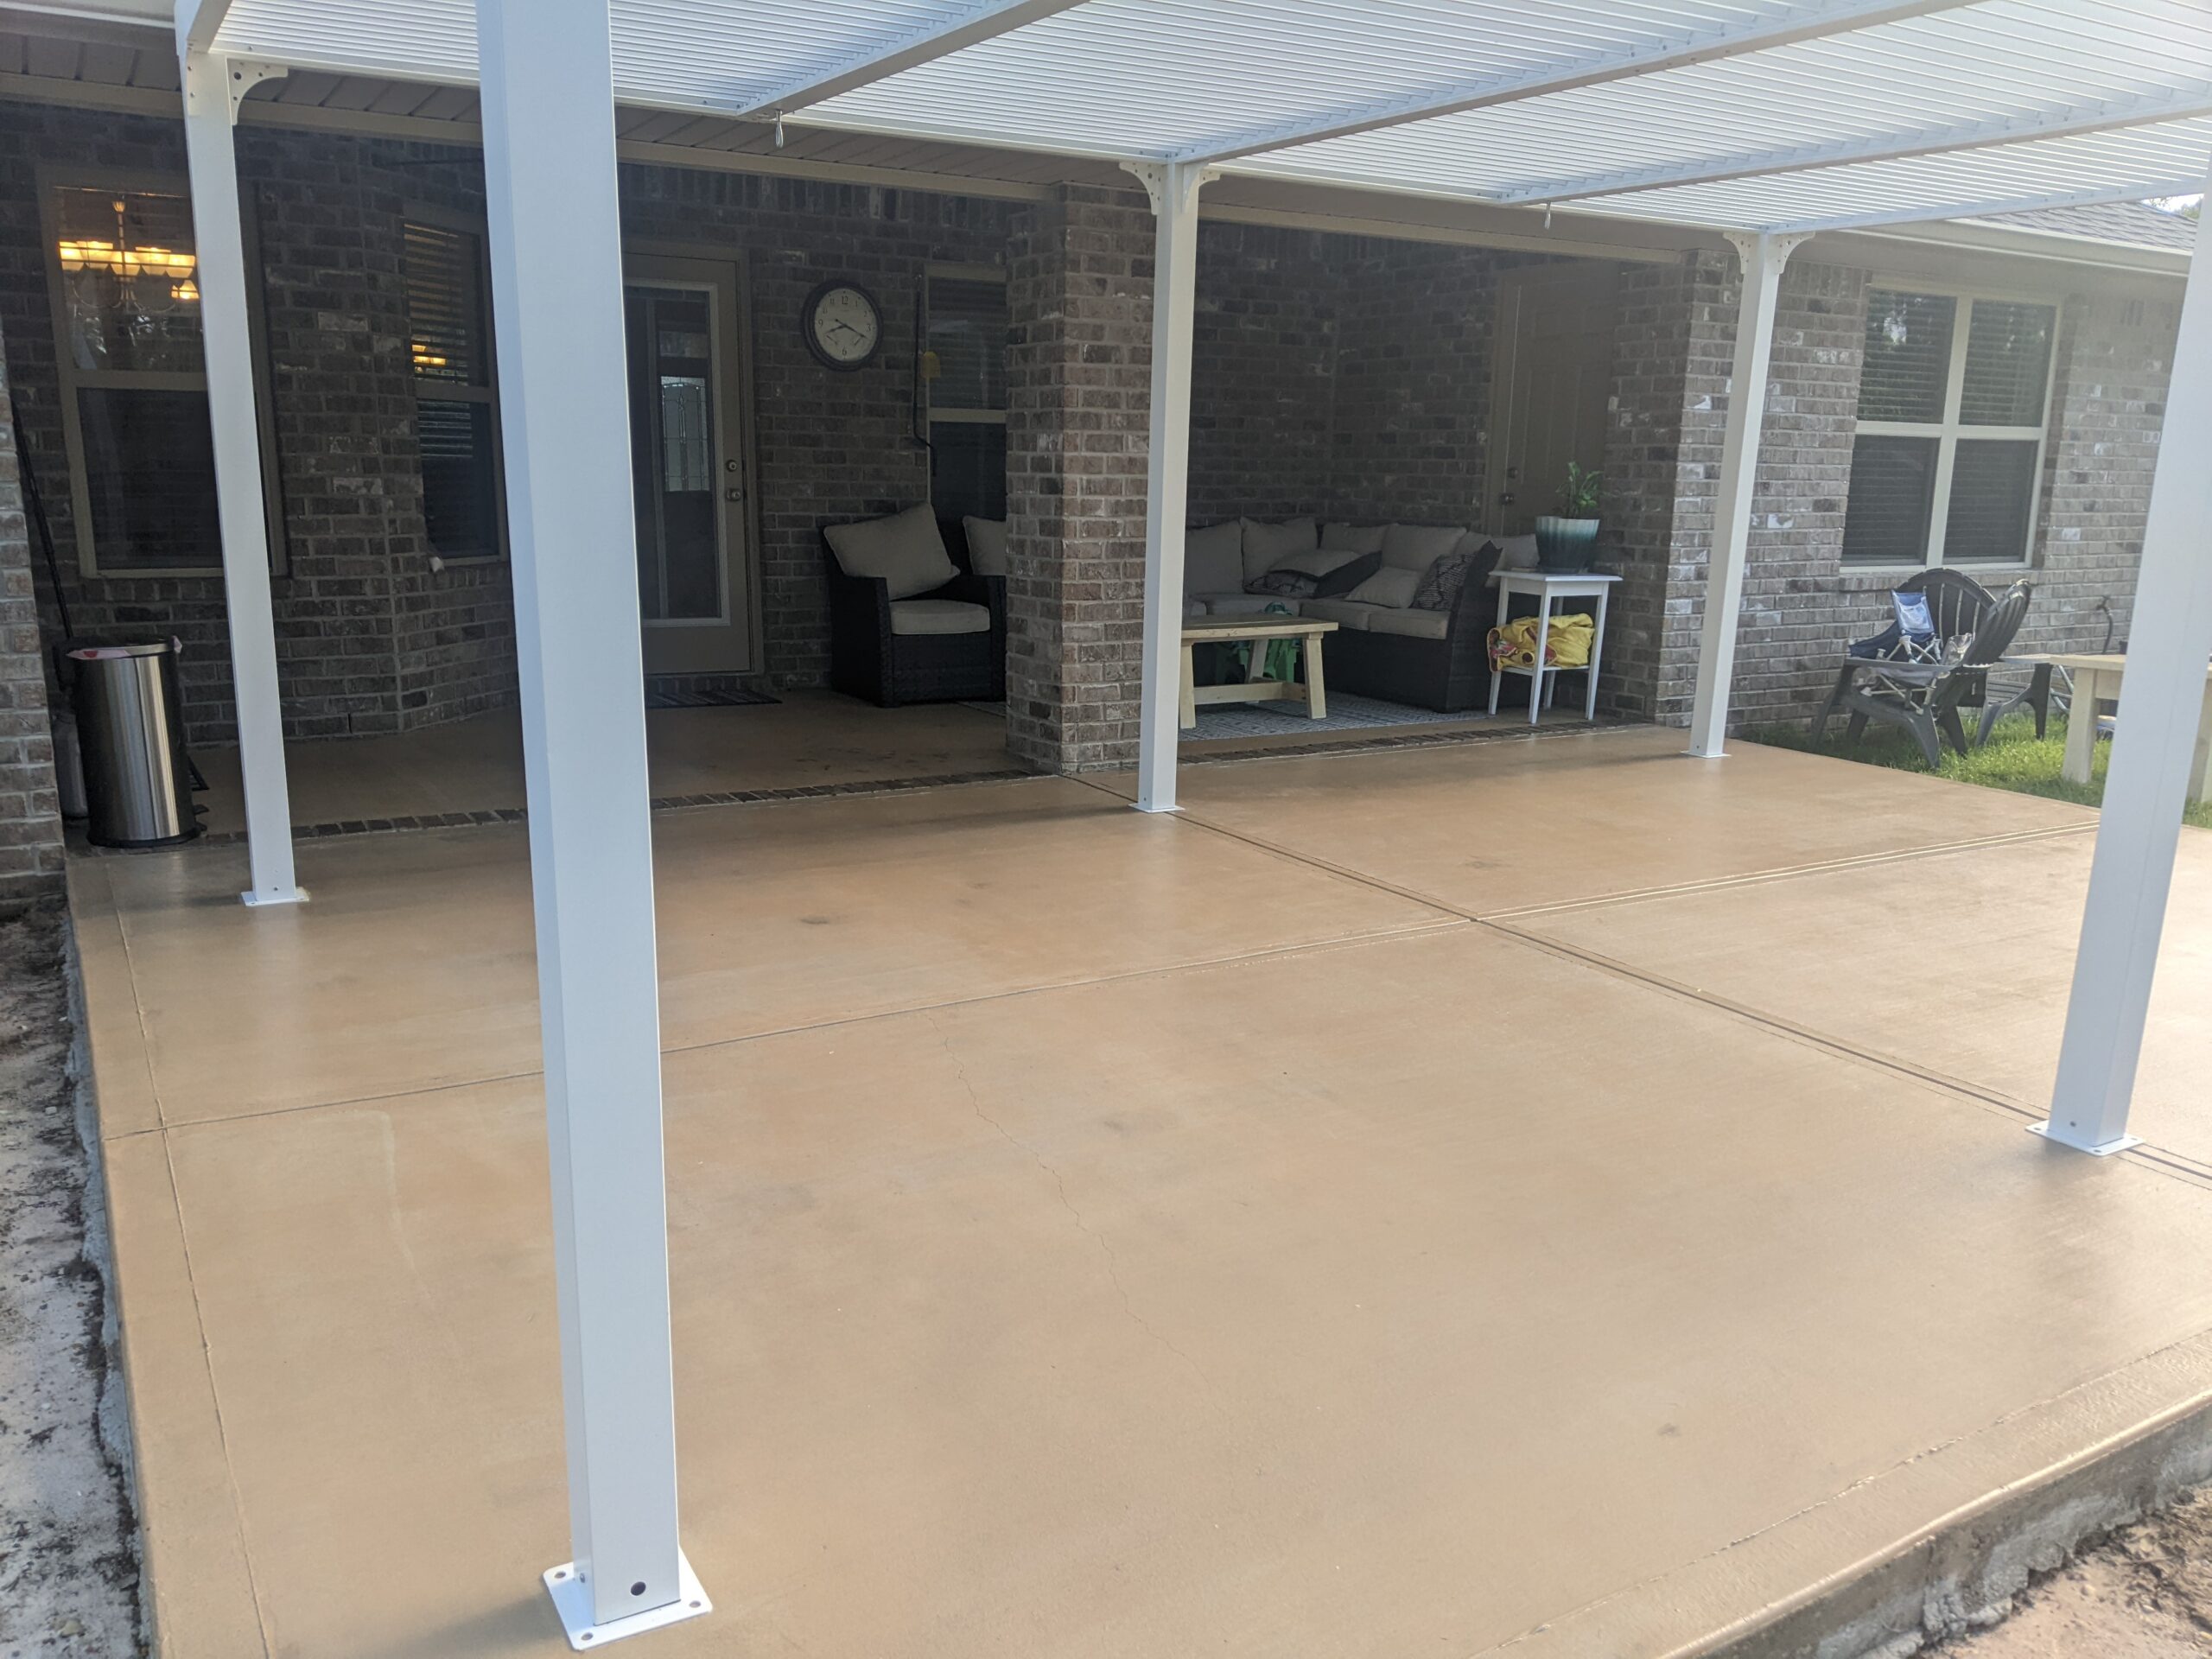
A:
[622, 255, 755, 675]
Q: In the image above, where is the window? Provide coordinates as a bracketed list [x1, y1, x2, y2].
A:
[1842, 288, 2057, 568]
[45, 180, 225, 575]
[404, 217, 505, 559]
[924, 266, 1007, 523]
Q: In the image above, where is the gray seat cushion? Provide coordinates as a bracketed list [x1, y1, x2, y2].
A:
[888, 599, 992, 637]
[1364, 606, 1451, 641]
[1300, 598, 1381, 631]
[825, 505, 959, 600]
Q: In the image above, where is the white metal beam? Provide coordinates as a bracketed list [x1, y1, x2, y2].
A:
[1180, 0, 1977, 165]
[2040, 150, 2212, 1157]
[1687, 229, 1808, 759]
[1493, 90, 2212, 207]
[178, 42, 299, 906]
[727, 0, 1086, 119]
[474, 0, 706, 1645]
[1775, 177, 2209, 233]
[174, 0, 234, 55]
[1129, 158, 1213, 814]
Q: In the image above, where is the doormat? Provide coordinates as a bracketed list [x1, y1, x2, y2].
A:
[644, 679, 779, 710]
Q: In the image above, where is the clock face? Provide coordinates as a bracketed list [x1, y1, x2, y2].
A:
[805, 282, 881, 370]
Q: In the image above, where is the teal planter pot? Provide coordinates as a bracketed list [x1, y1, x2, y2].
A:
[1534, 515, 1600, 573]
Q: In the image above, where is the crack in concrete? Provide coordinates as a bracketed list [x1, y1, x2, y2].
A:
[923, 1013, 1217, 1403]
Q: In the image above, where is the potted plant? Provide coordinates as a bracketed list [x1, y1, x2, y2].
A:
[1535, 462, 1602, 573]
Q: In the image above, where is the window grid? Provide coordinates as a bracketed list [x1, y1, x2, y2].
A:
[1847, 286, 2057, 570]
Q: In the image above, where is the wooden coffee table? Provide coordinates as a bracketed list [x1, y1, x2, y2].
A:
[1179, 615, 1338, 729]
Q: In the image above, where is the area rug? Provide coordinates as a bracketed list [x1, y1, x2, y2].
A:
[643, 680, 779, 710]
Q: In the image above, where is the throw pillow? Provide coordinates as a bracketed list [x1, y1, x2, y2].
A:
[1414, 543, 1495, 611]
[1184, 520, 1244, 596]
[1346, 565, 1422, 609]
[1241, 516, 1319, 583]
[1268, 544, 1363, 579]
[1319, 522, 1387, 555]
[1248, 569, 1319, 599]
[825, 505, 958, 600]
[962, 516, 1010, 576]
[1312, 551, 1382, 598]
[1381, 521, 1471, 573]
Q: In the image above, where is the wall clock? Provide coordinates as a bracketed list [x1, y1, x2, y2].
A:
[802, 280, 882, 371]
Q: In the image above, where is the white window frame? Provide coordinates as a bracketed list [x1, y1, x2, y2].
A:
[39, 165, 285, 579]
[1848, 280, 2062, 574]
[402, 202, 509, 565]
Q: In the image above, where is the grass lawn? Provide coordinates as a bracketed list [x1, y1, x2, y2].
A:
[1751, 710, 2212, 830]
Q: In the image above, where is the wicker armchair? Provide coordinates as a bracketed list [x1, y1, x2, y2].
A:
[825, 516, 1007, 707]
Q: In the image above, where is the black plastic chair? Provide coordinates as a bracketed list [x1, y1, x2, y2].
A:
[1813, 575, 2037, 767]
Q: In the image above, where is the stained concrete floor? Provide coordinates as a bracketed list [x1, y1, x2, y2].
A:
[69, 726, 2212, 1658]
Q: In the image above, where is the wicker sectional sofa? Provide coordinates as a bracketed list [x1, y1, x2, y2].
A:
[1184, 518, 1525, 713]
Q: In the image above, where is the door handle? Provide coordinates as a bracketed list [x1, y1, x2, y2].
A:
[724, 487, 745, 503]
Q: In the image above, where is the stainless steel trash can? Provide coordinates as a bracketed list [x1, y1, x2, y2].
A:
[68, 643, 200, 849]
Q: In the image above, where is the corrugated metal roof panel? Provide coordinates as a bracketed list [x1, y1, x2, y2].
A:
[191, 0, 2212, 238]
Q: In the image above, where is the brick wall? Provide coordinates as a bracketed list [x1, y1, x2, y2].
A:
[1598, 249, 2181, 731]
[0, 103, 1012, 749]
[0, 315, 61, 903]
[617, 165, 1014, 687]
[1004, 184, 1154, 772]
[1328, 238, 1499, 527]
[1188, 223, 1338, 523]
[2027, 288, 2177, 657]
[1185, 225, 1507, 531]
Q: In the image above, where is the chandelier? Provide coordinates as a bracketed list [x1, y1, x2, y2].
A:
[57, 197, 198, 302]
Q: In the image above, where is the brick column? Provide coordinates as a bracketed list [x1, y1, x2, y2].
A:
[0, 328, 63, 903]
[1004, 185, 1154, 773]
[1599, 251, 1732, 724]
[1600, 251, 1868, 730]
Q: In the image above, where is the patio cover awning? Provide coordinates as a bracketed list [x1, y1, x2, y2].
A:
[126, 0, 2212, 1646]
[198, 0, 2211, 236]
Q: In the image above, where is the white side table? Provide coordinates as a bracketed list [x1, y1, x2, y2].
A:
[1486, 569, 1621, 725]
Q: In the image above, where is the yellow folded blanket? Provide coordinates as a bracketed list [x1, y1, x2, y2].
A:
[1487, 612, 1592, 670]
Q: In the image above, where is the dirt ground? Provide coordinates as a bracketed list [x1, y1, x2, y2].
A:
[0, 903, 141, 1658]
[1928, 1488, 2212, 1656]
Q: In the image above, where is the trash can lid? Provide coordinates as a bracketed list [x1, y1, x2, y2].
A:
[67, 643, 169, 661]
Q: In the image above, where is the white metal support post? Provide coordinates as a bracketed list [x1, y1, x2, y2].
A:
[176, 34, 299, 905]
[1128, 160, 1215, 812]
[1687, 230, 1808, 758]
[2040, 156, 2212, 1157]
[475, 0, 708, 1646]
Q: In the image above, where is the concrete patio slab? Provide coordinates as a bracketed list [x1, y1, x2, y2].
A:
[1115, 727, 2096, 916]
[86, 776, 1448, 1128]
[150, 925, 2212, 1659]
[71, 732, 2212, 1659]
[1513, 817, 2212, 1172]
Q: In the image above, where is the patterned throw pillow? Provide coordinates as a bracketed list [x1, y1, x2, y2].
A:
[1312, 551, 1382, 598]
[1249, 569, 1319, 599]
[1414, 543, 1495, 612]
